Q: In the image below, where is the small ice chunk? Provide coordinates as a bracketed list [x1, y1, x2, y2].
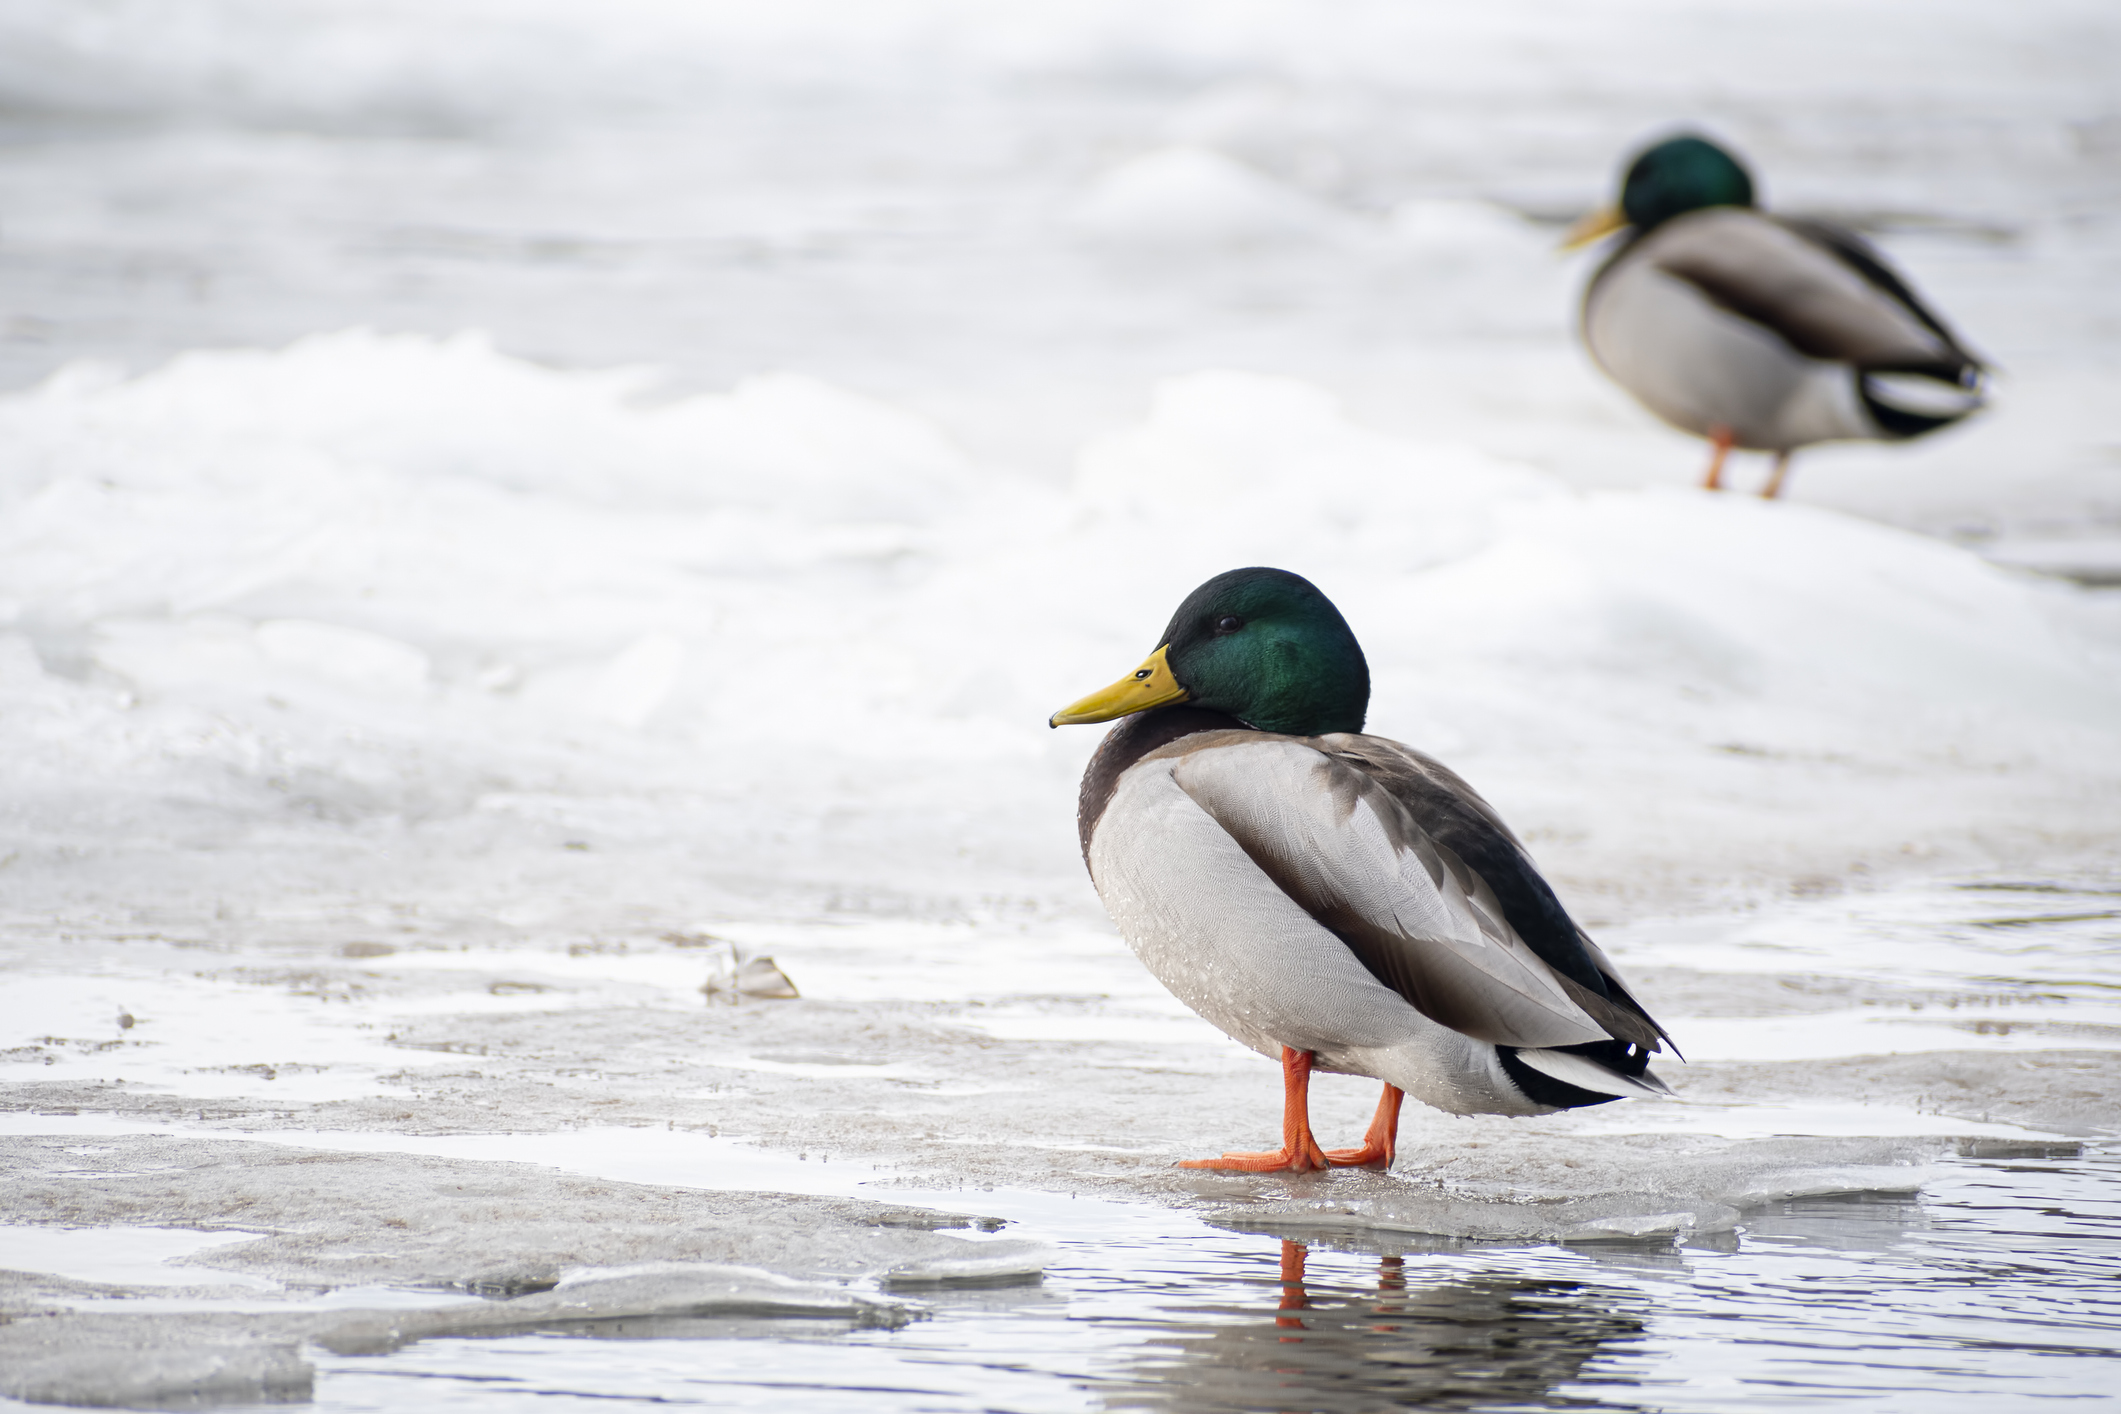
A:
[1718, 1165, 1937, 1206]
[701, 949, 800, 1000]
[316, 1263, 910, 1353]
[1560, 1205, 1740, 1242]
[883, 1239, 1055, 1287]
[527, 1264, 885, 1318]
[1224, 1193, 1743, 1245]
[1, 1338, 312, 1409]
[1216, 1140, 1944, 1246]
[733, 957, 799, 999]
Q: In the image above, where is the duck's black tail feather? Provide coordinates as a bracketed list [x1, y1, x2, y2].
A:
[1859, 361, 1986, 439]
[1497, 1040, 1671, 1110]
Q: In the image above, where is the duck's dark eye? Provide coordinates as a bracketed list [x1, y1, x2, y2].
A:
[1215, 615, 1244, 633]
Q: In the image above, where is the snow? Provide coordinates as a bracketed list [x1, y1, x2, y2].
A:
[0, 336, 2111, 923]
[1072, 147, 1352, 248]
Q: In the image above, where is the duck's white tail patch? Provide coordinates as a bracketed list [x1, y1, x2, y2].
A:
[1862, 370, 1984, 420]
[1515, 1048, 1675, 1101]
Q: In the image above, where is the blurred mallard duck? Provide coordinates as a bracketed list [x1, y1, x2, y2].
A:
[1050, 567, 1671, 1173]
[1568, 134, 1986, 498]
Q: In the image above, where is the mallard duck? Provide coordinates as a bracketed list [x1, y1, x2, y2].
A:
[1567, 134, 1986, 498]
[1050, 567, 1672, 1173]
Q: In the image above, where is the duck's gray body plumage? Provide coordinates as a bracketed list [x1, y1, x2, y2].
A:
[1079, 707, 1670, 1118]
[1584, 207, 1984, 453]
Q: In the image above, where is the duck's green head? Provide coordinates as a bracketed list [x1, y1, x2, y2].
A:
[1621, 135, 1754, 228]
[1565, 134, 1755, 247]
[1048, 567, 1369, 737]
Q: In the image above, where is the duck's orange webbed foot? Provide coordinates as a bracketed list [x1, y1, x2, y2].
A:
[1178, 1143, 1329, 1174]
[1325, 1083, 1404, 1169]
[1179, 1046, 1332, 1173]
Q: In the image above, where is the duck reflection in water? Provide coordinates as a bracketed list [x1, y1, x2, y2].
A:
[1106, 1239, 1650, 1413]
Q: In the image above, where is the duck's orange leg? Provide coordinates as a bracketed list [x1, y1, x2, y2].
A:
[1325, 1083, 1404, 1169]
[1179, 1046, 1330, 1173]
[1760, 450, 1793, 499]
[1702, 426, 1735, 491]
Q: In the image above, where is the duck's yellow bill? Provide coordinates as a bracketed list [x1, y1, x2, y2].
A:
[1560, 203, 1627, 250]
[1049, 644, 1189, 727]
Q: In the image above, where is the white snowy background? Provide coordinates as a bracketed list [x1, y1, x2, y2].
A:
[0, 0, 2115, 935]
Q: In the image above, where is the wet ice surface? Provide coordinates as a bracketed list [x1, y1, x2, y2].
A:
[6, 882, 2121, 1408]
[3, 1141, 2117, 1411]
[4, 0, 2121, 1408]
[245, 1156, 2109, 1414]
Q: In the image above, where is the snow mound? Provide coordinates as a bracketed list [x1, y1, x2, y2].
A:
[1382, 488, 2118, 727]
[1076, 370, 1559, 571]
[2, 329, 976, 520]
[1387, 198, 1549, 261]
[0, 334, 2114, 906]
[1071, 147, 1350, 249]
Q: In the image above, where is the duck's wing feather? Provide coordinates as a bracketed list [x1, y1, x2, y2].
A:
[1317, 736, 1671, 1054]
[1644, 209, 1968, 377]
[1770, 216, 1981, 367]
[1167, 737, 1617, 1051]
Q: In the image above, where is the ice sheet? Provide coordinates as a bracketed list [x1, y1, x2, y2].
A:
[0, 1225, 277, 1290]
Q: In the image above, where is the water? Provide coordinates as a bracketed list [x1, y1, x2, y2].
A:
[268, 1150, 2118, 1412]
